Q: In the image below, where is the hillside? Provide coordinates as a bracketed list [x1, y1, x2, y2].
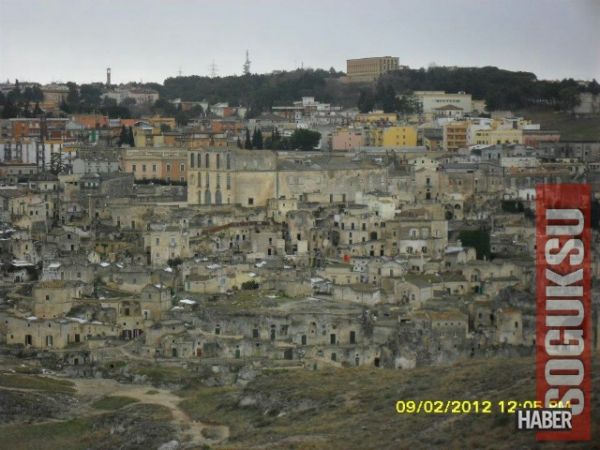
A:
[518, 108, 600, 141]
[179, 355, 600, 449]
[1, 355, 598, 449]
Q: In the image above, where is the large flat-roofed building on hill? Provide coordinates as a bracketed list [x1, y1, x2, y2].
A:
[346, 56, 399, 83]
[414, 91, 473, 118]
[186, 149, 388, 207]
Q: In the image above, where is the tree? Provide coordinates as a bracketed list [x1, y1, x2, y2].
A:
[118, 125, 128, 146]
[459, 229, 491, 260]
[175, 109, 189, 127]
[1, 98, 18, 118]
[251, 128, 263, 149]
[244, 128, 252, 149]
[588, 79, 600, 95]
[381, 84, 399, 112]
[33, 102, 43, 116]
[241, 280, 259, 290]
[121, 97, 137, 107]
[65, 82, 80, 111]
[79, 84, 103, 110]
[167, 257, 183, 267]
[357, 90, 375, 113]
[189, 104, 204, 117]
[101, 104, 132, 118]
[558, 86, 580, 111]
[59, 99, 72, 114]
[152, 98, 177, 116]
[128, 126, 135, 147]
[289, 129, 321, 151]
[251, 128, 258, 149]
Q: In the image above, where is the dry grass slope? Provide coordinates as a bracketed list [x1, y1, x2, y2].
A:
[179, 356, 600, 450]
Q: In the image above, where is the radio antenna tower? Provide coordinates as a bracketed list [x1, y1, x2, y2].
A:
[243, 50, 251, 75]
[209, 60, 218, 78]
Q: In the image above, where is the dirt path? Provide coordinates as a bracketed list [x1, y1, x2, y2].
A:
[69, 377, 230, 449]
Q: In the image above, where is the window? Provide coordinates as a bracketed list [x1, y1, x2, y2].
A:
[152, 164, 157, 172]
[166, 164, 171, 172]
[142, 164, 147, 172]
[190, 153, 195, 168]
[180, 163, 185, 172]
[248, 198, 254, 205]
[216, 154, 220, 169]
[205, 153, 210, 168]
[132, 164, 137, 172]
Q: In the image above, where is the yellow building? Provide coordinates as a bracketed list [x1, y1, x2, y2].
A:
[346, 56, 399, 83]
[472, 128, 523, 146]
[489, 128, 523, 145]
[382, 126, 417, 147]
[355, 111, 398, 123]
[144, 116, 176, 130]
[121, 147, 188, 182]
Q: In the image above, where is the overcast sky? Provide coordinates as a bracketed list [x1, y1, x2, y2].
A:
[1, 0, 598, 85]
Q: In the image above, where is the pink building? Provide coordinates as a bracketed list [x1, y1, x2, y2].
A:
[522, 130, 560, 148]
[332, 129, 365, 151]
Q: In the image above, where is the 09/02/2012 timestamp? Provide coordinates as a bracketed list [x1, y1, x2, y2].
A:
[395, 400, 570, 415]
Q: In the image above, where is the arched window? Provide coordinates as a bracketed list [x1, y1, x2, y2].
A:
[190, 152, 195, 168]
[205, 153, 210, 168]
[226, 153, 231, 169]
[204, 190, 211, 205]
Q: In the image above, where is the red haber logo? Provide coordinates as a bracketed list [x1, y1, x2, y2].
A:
[535, 184, 591, 441]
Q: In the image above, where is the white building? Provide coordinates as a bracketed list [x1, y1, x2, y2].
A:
[104, 87, 159, 105]
[414, 91, 473, 117]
